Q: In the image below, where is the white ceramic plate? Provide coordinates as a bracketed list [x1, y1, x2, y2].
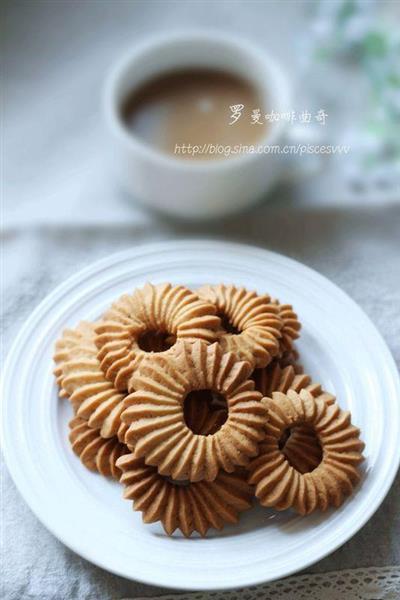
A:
[2, 240, 399, 591]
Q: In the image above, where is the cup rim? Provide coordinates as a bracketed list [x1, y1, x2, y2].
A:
[103, 29, 291, 171]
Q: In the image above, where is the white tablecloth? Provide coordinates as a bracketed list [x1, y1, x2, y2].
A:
[2, 1, 400, 599]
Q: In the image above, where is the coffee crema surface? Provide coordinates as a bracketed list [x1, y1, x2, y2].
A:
[121, 68, 267, 160]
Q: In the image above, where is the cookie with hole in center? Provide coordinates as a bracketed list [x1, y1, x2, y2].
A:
[252, 359, 332, 474]
[122, 340, 267, 482]
[197, 284, 282, 369]
[95, 283, 221, 392]
[249, 389, 365, 514]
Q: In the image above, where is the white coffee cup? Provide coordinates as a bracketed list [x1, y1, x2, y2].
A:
[104, 31, 310, 219]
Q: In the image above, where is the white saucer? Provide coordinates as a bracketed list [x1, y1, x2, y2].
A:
[2, 240, 399, 590]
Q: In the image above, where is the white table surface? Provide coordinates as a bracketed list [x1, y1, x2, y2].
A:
[2, 1, 400, 599]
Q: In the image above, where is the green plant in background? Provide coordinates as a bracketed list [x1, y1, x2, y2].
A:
[308, 0, 400, 193]
[361, 29, 400, 167]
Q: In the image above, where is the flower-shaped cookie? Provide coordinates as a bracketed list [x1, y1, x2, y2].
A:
[249, 389, 364, 514]
[197, 284, 282, 368]
[122, 340, 267, 482]
[95, 283, 220, 391]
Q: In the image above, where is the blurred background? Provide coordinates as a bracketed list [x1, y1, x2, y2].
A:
[2, 1, 400, 599]
[3, 0, 399, 329]
[4, 0, 400, 228]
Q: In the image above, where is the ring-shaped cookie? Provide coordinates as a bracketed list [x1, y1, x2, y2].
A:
[249, 389, 364, 514]
[252, 359, 332, 474]
[197, 284, 282, 368]
[122, 340, 267, 482]
[95, 283, 220, 391]
[117, 453, 253, 537]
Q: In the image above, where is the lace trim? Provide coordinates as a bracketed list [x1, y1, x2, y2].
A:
[131, 566, 400, 600]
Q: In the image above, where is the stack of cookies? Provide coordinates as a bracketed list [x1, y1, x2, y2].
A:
[54, 283, 365, 537]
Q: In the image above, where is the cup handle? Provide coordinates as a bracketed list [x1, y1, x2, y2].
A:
[281, 124, 327, 182]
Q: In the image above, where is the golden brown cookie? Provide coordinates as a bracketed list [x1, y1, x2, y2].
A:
[122, 340, 267, 482]
[54, 322, 127, 441]
[249, 389, 364, 514]
[197, 284, 282, 369]
[95, 283, 221, 391]
[117, 453, 253, 537]
[69, 417, 128, 479]
[253, 360, 335, 405]
[253, 359, 330, 474]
